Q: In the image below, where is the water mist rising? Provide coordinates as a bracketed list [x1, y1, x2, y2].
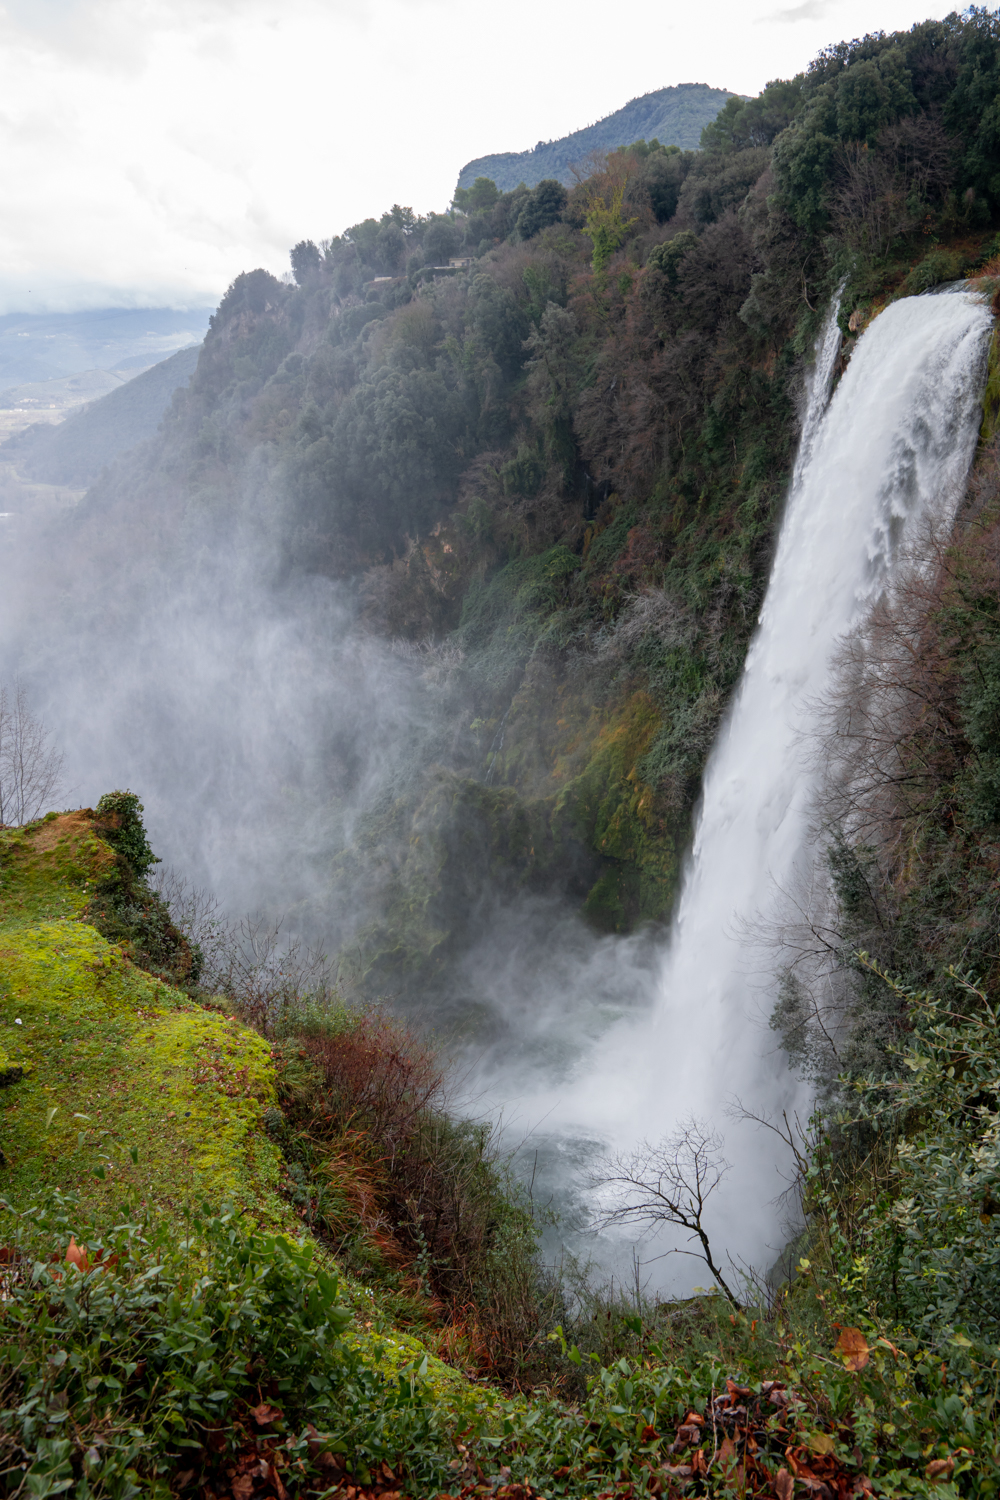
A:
[522, 286, 993, 1287]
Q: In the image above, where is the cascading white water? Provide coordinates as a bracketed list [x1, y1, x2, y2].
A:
[531, 285, 994, 1286]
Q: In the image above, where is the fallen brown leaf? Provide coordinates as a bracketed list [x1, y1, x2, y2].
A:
[65, 1236, 90, 1273]
[834, 1327, 870, 1372]
[267, 1462, 289, 1500]
[250, 1402, 283, 1427]
[774, 1471, 793, 1500]
[926, 1457, 955, 1482]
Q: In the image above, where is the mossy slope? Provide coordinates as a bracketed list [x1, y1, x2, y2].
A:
[0, 808, 471, 1419]
[0, 812, 282, 1220]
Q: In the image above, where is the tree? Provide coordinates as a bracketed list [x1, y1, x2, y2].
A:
[290, 239, 322, 285]
[423, 217, 460, 265]
[584, 181, 637, 277]
[209, 268, 285, 330]
[515, 179, 568, 240]
[593, 1118, 741, 1307]
[0, 679, 64, 827]
[375, 220, 406, 274]
[454, 177, 500, 213]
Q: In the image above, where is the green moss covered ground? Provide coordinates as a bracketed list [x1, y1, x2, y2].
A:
[0, 810, 491, 1500]
[0, 813, 282, 1219]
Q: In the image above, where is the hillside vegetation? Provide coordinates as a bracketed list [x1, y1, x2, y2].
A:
[5, 10, 1000, 1495]
[454, 84, 739, 192]
[4, 798, 1000, 1498]
[62, 9, 1000, 1004]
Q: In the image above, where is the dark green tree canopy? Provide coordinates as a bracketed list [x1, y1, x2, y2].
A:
[454, 176, 501, 213]
[290, 239, 322, 284]
[209, 269, 286, 331]
[515, 180, 569, 239]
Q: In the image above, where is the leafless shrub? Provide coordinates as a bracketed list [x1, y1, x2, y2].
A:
[150, 868, 334, 1033]
[592, 1118, 740, 1307]
[0, 678, 64, 827]
[595, 587, 697, 662]
[211, 913, 334, 1033]
[831, 114, 956, 260]
[811, 516, 963, 863]
[302, 1010, 445, 1157]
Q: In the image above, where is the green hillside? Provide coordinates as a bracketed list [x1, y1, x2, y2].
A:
[455, 83, 739, 192]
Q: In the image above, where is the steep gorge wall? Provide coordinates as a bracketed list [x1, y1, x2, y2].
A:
[21, 12, 1000, 999]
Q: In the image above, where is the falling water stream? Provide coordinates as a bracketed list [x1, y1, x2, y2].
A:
[514, 286, 994, 1288]
[0, 275, 991, 1295]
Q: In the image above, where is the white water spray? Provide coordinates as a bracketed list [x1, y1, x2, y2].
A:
[535, 287, 993, 1285]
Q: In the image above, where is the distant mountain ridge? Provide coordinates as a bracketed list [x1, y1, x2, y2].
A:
[455, 83, 739, 194]
[0, 344, 201, 487]
[0, 307, 212, 387]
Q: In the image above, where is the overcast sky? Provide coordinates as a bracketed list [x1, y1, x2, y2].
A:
[0, 0, 955, 312]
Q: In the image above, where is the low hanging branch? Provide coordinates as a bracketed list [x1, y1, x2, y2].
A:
[592, 1117, 741, 1309]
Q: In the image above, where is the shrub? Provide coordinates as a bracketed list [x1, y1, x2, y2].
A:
[275, 1007, 556, 1380]
[86, 792, 199, 987]
[834, 963, 1000, 1362]
[0, 1189, 472, 1497]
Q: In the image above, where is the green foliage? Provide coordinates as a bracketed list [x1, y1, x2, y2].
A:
[835, 47, 916, 144]
[453, 176, 500, 213]
[677, 145, 771, 225]
[458, 546, 579, 692]
[93, 792, 157, 881]
[290, 238, 322, 284]
[584, 182, 637, 277]
[700, 78, 803, 152]
[500, 443, 544, 497]
[0, 1190, 477, 1498]
[87, 792, 197, 986]
[208, 269, 286, 332]
[772, 91, 839, 229]
[515, 179, 568, 240]
[904, 247, 969, 294]
[645, 229, 699, 284]
[842, 967, 1000, 1360]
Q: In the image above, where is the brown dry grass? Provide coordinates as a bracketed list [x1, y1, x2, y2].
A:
[25, 808, 98, 855]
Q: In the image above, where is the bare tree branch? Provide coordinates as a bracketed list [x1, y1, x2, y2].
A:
[592, 1118, 741, 1308]
[0, 678, 65, 826]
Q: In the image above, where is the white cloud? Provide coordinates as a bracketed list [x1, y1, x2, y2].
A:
[0, 0, 949, 311]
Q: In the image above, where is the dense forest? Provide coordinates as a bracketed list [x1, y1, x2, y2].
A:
[5, 9, 1000, 1497]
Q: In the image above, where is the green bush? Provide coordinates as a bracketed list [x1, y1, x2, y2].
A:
[0, 1190, 469, 1498]
[88, 791, 199, 987]
[839, 965, 1000, 1362]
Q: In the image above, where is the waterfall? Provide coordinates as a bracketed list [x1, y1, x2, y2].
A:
[539, 286, 993, 1286]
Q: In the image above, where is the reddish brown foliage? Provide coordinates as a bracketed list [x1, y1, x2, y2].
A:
[300, 1012, 444, 1154]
